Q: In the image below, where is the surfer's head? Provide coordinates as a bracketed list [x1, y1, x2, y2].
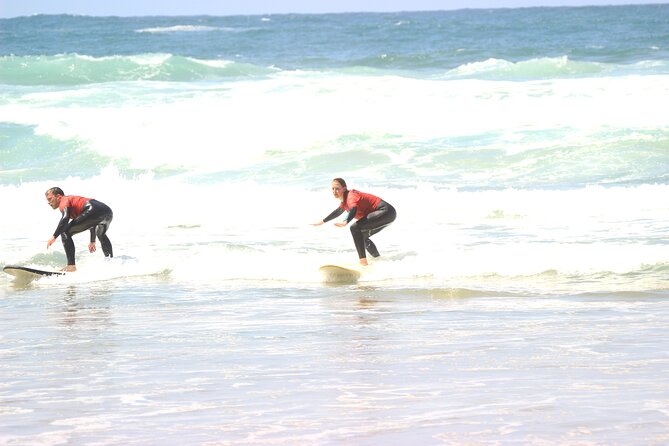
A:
[331, 178, 347, 201]
[45, 187, 64, 209]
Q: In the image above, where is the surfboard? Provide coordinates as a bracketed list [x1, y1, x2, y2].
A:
[3, 265, 65, 281]
[319, 264, 361, 284]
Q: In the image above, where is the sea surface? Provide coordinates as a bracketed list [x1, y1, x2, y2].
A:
[1, 5, 668, 445]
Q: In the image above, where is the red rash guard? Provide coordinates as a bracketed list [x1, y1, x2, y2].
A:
[59, 195, 92, 219]
[340, 190, 381, 220]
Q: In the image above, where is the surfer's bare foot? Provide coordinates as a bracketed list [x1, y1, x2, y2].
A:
[359, 258, 369, 266]
[62, 265, 76, 272]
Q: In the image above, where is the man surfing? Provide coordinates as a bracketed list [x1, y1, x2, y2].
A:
[45, 187, 114, 272]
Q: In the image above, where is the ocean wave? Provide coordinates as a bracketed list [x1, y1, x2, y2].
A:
[335, 54, 658, 80]
[445, 56, 606, 80]
[2, 70, 667, 189]
[0, 53, 277, 85]
[443, 56, 669, 80]
[2, 51, 667, 86]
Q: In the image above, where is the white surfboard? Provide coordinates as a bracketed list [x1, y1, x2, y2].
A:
[3, 265, 65, 283]
[319, 264, 361, 284]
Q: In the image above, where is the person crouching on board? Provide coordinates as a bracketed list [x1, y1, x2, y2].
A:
[312, 178, 396, 266]
[45, 187, 114, 272]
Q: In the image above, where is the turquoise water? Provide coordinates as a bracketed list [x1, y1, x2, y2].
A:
[1, 6, 668, 444]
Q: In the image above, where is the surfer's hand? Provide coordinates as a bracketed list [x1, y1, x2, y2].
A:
[311, 221, 324, 226]
[88, 242, 97, 253]
[47, 236, 56, 249]
[334, 221, 348, 227]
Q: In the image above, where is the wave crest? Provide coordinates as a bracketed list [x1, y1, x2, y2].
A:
[0, 53, 277, 85]
[447, 56, 606, 80]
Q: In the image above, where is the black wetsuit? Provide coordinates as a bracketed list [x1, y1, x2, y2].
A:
[53, 199, 113, 265]
[323, 193, 397, 259]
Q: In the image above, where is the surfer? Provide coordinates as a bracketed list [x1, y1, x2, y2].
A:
[313, 178, 396, 266]
[45, 187, 114, 272]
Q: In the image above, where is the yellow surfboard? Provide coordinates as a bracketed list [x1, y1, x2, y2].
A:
[319, 264, 361, 284]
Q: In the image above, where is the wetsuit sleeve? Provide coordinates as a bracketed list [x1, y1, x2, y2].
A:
[53, 207, 71, 237]
[89, 227, 96, 243]
[344, 207, 357, 224]
[322, 207, 345, 223]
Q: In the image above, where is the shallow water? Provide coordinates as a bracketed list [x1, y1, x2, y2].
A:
[2, 279, 668, 444]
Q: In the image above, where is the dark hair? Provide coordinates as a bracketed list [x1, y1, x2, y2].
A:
[46, 187, 64, 196]
[332, 178, 347, 188]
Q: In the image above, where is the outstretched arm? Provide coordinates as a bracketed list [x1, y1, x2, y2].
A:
[335, 207, 357, 227]
[312, 207, 345, 226]
[47, 207, 71, 249]
[52, 207, 71, 238]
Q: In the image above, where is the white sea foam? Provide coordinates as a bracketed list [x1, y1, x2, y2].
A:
[2, 169, 665, 293]
[2, 71, 667, 175]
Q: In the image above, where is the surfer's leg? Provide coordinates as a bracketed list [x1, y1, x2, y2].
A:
[349, 220, 368, 260]
[94, 203, 114, 257]
[60, 233, 76, 266]
[365, 237, 380, 257]
[353, 201, 397, 258]
[366, 201, 397, 232]
[65, 202, 96, 235]
[68, 200, 114, 258]
[96, 224, 113, 258]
